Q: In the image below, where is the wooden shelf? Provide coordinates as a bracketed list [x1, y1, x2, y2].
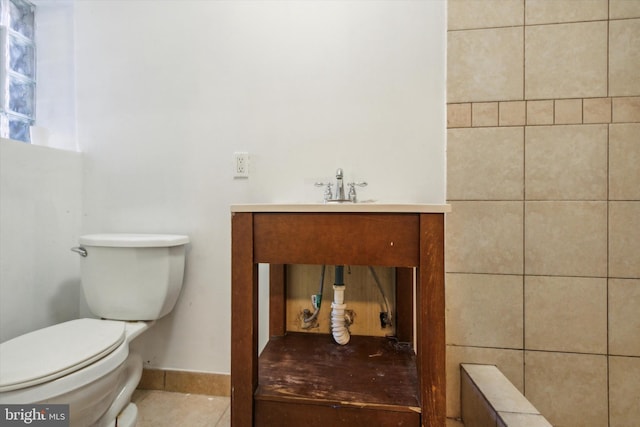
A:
[257, 333, 419, 410]
[255, 333, 420, 426]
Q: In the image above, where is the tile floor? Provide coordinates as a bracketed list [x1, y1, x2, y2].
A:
[132, 390, 230, 426]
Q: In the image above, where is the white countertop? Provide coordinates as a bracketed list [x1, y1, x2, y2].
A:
[230, 203, 451, 213]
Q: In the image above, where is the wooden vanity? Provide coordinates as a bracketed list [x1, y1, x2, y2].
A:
[231, 204, 450, 427]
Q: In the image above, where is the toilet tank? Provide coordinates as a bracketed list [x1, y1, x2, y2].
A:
[78, 234, 189, 321]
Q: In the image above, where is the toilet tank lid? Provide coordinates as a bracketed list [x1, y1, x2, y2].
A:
[80, 234, 189, 247]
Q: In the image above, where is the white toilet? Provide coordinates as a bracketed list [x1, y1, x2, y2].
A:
[0, 233, 189, 427]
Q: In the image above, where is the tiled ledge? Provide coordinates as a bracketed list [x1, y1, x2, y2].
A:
[448, 96, 640, 128]
[138, 368, 230, 397]
[461, 364, 552, 427]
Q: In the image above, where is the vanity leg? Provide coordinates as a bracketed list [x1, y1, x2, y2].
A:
[417, 214, 445, 427]
[231, 212, 258, 427]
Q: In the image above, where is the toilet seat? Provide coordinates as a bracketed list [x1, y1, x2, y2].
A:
[0, 318, 125, 392]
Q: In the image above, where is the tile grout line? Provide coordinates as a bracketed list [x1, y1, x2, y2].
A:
[522, 1, 527, 397]
[606, 1, 611, 424]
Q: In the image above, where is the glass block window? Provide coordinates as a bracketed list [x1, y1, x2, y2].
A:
[1, 0, 35, 143]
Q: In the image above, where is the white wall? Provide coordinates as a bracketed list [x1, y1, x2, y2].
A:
[75, 0, 446, 374]
[0, 139, 83, 342]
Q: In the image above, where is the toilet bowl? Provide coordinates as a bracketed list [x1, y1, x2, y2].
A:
[1, 319, 147, 426]
[0, 234, 189, 427]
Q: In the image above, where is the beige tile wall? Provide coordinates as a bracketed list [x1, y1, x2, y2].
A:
[446, 1, 640, 426]
[524, 351, 609, 427]
[609, 356, 640, 426]
[446, 273, 523, 348]
[447, 27, 524, 103]
[525, 0, 608, 24]
[525, 21, 608, 99]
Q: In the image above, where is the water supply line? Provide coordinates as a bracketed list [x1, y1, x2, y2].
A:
[331, 265, 351, 345]
[302, 265, 326, 327]
[368, 266, 392, 328]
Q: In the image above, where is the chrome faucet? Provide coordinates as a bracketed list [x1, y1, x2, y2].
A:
[315, 168, 367, 203]
[335, 168, 346, 201]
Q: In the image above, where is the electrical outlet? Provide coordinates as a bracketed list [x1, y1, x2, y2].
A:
[233, 152, 249, 178]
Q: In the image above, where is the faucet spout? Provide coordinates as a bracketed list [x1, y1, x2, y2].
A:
[335, 168, 345, 201]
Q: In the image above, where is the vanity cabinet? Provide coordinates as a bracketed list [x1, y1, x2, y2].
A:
[230, 204, 449, 427]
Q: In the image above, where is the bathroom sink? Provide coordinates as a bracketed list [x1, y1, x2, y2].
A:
[230, 203, 451, 213]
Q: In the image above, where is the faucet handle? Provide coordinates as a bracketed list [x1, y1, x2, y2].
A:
[347, 181, 367, 202]
[348, 181, 368, 188]
[314, 182, 333, 201]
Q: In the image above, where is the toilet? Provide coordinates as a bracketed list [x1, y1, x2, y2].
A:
[0, 233, 189, 427]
